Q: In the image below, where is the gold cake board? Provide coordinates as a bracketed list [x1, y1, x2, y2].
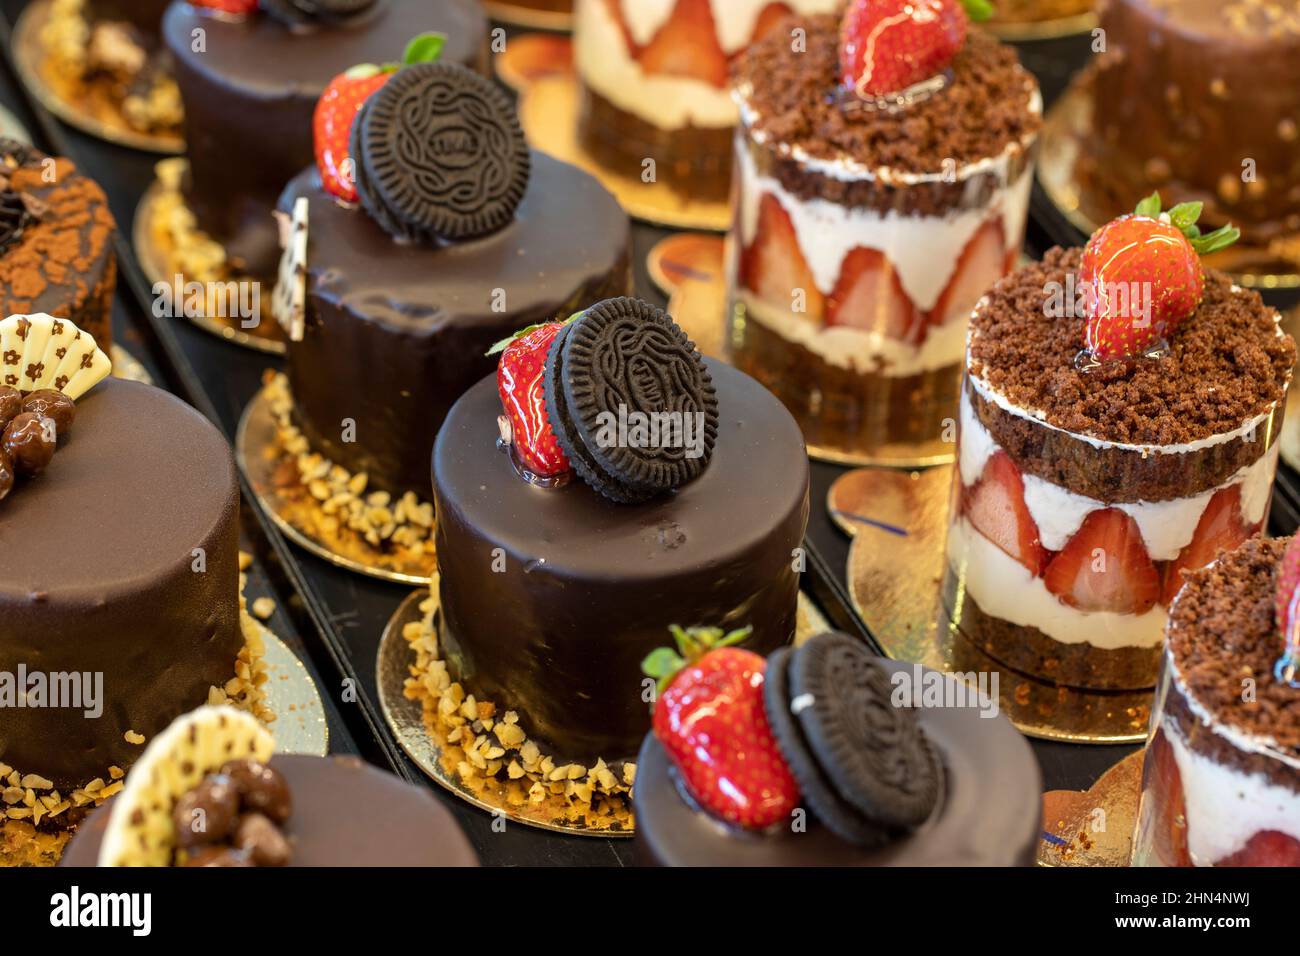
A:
[1038, 749, 1143, 867]
[0, 620, 328, 867]
[829, 465, 1152, 744]
[376, 588, 831, 837]
[12, 1, 184, 154]
[133, 168, 287, 355]
[1038, 72, 1300, 289]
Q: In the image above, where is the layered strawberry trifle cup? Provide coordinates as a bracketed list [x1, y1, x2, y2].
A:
[574, 0, 842, 204]
[727, 0, 1040, 461]
[1133, 536, 1300, 866]
[945, 197, 1294, 691]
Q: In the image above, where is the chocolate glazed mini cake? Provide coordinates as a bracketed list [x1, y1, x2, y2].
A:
[0, 319, 253, 819]
[163, 0, 488, 283]
[432, 299, 809, 786]
[0, 141, 116, 351]
[945, 236, 1294, 691]
[1134, 537, 1300, 867]
[277, 61, 630, 502]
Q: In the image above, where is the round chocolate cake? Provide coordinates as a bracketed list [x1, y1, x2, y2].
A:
[280, 151, 630, 500]
[433, 359, 810, 766]
[634, 656, 1042, 866]
[0, 142, 116, 350]
[0, 377, 243, 792]
[163, 0, 488, 280]
[60, 754, 479, 867]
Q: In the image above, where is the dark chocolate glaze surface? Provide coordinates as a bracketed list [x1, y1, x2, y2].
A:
[634, 660, 1041, 866]
[281, 152, 631, 498]
[59, 754, 480, 867]
[163, 0, 488, 280]
[0, 379, 242, 790]
[433, 361, 810, 765]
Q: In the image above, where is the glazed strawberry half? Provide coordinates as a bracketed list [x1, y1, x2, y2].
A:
[1080, 193, 1240, 362]
[642, 626, 799, 831]
[839, 0, 992, 99]
[313, 32, 447, 201]
[1275, 536, 1300, 687]
[488, 319, 575, 480]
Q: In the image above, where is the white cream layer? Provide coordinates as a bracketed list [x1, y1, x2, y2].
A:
[619, 0, 842, 55]
[958, 388, 1280, 560]
[1164, 715, 1300, 865]
[947, 516, 1167, 649]
[736, 288, 966, 377]
[734, 136, 1034, 314]
[575, 0, 837, 131]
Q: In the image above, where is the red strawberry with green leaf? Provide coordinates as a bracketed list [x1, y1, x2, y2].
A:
[313, 32, 447, 201]
[1275, 536, 1300, 687]
[192, 0, 258, 13]
[642, 626, 799, 830]
[488, 320, 574, 479]
[1081, 193, 1240, 362]
[839, 0, 992, 98]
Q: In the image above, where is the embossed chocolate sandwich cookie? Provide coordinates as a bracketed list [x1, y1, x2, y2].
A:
[352, 61, 530, 243]
[263, 0, 379, 29]
[543, 297, 718, 503]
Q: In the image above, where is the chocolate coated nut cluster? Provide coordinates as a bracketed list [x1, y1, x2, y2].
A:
[0, 386, 78, 503]
[172, 759, 294, 868]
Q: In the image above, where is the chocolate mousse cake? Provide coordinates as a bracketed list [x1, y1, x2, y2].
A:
[574, 0, 842, 204]
[59, 707, 479, 866]
[945, 202, 1294, 692]
[728, 3, 1040, 462]
[426, 298, 809, 812]
[0, 141, 116, 350]
[1083, 0, 1300, 247]
[277, 61, 630, 506]
[0, 318, 264, 821]
[163, 0, 488, 285]
[1134, 536, 1300, 867]
[635, 633, 1041, 865]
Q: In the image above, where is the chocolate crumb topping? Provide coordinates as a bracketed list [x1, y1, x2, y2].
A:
[1168, 537, 1300, 755]
[969, 248, 1295, 446]
[734, 16, 1040, 173]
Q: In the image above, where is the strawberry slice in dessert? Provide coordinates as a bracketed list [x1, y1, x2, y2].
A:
[740, 195, 826, 325]
[1161, 485, 1257, 607]
[929, 220, 1007, 331]
[962, 451, 1047, 577]
[637, 0, 729, 88]
[1043, 509, 1160, 615]
[827, 247, 925, 344]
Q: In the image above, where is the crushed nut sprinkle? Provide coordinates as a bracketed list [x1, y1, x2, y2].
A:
[403, 579, 635, 826]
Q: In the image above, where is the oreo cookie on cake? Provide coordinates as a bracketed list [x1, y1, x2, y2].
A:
[635, 632, 1041, 865]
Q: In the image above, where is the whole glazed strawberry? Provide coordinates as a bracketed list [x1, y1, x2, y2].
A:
[1081, 193, 1240, 362]
[312, 33, 447, 201]
[642, 626, 800, 830]
[488, 319, 575, 480]
[839, 0, 993, 98]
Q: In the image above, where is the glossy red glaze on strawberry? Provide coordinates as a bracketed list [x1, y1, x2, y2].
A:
[652, 645, 799, 830]
[314, 65, 393, 202]
[1081, 215, 1204, 361]
[1043, 508, 1160, 615]
[839, 0, 969, 98]
[192, 0, 258, 13]
[1161, 484, 1258, 607]
[962, 451, 1047, 576]
[495, 323, 572, 479]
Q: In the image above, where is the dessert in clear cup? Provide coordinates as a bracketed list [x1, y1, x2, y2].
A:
[1133, 536, 1300, 867]
[944, 196, 1295, 691]
[1082, 0, 1300, 253]
[633, 631, 1041, 866]
[727, 1, 1040, 461]
[573, 0, 842, 204]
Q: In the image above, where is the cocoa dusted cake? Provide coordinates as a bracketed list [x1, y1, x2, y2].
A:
[275, 59, 629, 504]
[1134, 536, 1300, 867]
[1084, 0, 1300, 246]
[0, 318, 264, 824]
[162, 0, 488, 284]
[634, 632, 1041, 866]
[945, 198, 1294, 691]
[574, 0, 842, 203]
[728, 2, 1040, 461]
[426, 298, 809, 812]
[0, 141, 116, 350]
[60, 707, 479, 867]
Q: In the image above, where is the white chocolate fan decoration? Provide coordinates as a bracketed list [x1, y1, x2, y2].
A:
[272, 196, 309, 343]
[0, 313, 111, 399]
